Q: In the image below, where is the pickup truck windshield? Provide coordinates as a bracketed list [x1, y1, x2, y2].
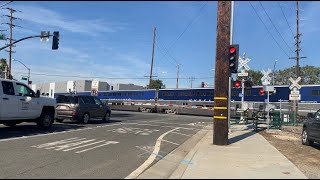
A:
[56, 95, 78, 104]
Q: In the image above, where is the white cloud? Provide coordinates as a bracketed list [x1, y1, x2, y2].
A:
[12, 4, 129, 35]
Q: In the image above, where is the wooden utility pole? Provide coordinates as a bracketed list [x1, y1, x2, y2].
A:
[3, 7, 20, 79]
[149, 27, 156, 89]
[289, 0, 306, 126]
[176, 64, 180, 89]
[213, 1, 231, 145]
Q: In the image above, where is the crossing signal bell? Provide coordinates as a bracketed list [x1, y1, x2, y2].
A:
[229, 44, 239, 73]
[52, 31, 59, 50]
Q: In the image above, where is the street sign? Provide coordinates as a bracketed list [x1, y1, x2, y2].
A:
[290, 89, 300, 95]
[289, 94, 301, 101]
[289, 77, 301, 90]
[237, 71, 248, 77]
[21, 77, 28, 80]
[40, 31, 50, 42]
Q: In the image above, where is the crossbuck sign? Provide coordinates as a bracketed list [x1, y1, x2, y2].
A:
[261, 69, 272, 85]
[289, 77, 301, 100]
[289, 77, 301, 90]
[237, 54, 251, 77]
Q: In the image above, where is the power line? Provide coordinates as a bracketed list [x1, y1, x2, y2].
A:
[278, 2, 295, 38]
[18, 72, 213, 80]
[249, 1, 290, 58]
[155, 35, 179, 65]
[157, 1, 208, 64]
[259, 1, 294, 54]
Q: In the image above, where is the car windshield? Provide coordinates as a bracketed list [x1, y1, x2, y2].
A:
[56, 95, 78, 104]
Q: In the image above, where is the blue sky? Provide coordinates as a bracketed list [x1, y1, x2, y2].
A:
[0, 1, 318, 88]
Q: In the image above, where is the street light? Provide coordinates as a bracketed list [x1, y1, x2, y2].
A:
[272, 60, 278, 85]
[13, 59, 30, 85]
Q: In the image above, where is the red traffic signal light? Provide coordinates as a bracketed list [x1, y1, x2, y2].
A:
[229, 44, 239, 74]
[234, 80, 241, 88]
[259, 89, 265, 95]
[229, 47, 236, 53]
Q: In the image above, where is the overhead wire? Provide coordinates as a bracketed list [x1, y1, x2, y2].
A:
[157, 1, 208, 64]
[259, 1, 294, 54]
[249, 1, 290, 58]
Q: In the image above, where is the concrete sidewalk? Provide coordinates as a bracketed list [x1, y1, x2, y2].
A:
[169, 125, 307, 179]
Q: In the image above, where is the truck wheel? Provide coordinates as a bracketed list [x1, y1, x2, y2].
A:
[302, 128, 313, 146]
[3, 122, 18, 128]
[102, 112, 111, 123]
[81, 113, 90, 124]
[37, 110, 54, 130]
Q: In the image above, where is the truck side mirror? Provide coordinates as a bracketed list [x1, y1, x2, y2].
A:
[307, 113, 313, 118]
[36, 90, 40, 97]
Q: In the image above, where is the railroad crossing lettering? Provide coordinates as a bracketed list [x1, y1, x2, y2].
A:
[32, 137, 119, 154]
[107, 127, 160, 136]
[289, 77, 301, 90]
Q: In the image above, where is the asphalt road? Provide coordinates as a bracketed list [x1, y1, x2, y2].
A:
[0, 111, 212, 179]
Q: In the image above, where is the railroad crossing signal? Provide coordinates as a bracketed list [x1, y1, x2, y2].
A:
[261, 69, 272, 85]
[289, 77, 301, 90]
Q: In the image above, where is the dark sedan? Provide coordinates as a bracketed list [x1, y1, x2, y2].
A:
[302, 110, 320, 146]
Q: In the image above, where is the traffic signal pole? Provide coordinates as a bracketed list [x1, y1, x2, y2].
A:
[228, 1, 234, 133]
[213, 1, 231, 145]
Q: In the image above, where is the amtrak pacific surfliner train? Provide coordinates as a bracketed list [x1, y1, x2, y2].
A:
[54, 84, 320, 103]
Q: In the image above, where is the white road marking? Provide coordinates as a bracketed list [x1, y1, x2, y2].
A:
[125, 127, 180, 179]
[63, 140, 106, 152]
[171, 132, 192, 137]
[32, 137, 80, 148]
[0, 118, 207, 143]
[161, 139, 180, 146]
[53, 139, 97, 151]
[75, 141, 119, 154]
[147, 121, 206, 127]
[45, 138, 88, 149]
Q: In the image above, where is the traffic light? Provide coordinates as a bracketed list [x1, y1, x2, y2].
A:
[244, 80, 252, 89]
[201, 82, 205, 88]
[52, 31, 59, 50]
[234, 80, 241, 88]
[259, 89, 265, 95]
[229, 44, 239, 73]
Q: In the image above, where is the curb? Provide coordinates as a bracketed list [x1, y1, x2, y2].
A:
[136, 124, 211, 179]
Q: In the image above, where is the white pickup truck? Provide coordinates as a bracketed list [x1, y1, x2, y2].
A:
[0, 78, 56, 129]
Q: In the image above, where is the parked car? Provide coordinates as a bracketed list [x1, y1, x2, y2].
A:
[302, 110, 320, 146]
[55, 95, 111, 124]
[0, 78, 56, 129]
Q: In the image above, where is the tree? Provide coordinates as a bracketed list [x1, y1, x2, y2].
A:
[274, 65, 320, 85]
[146, 79, 166, 89]
[0, 58, 13, 79]
[246, 70, 263, 86]
[0, 58, 7, 72]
